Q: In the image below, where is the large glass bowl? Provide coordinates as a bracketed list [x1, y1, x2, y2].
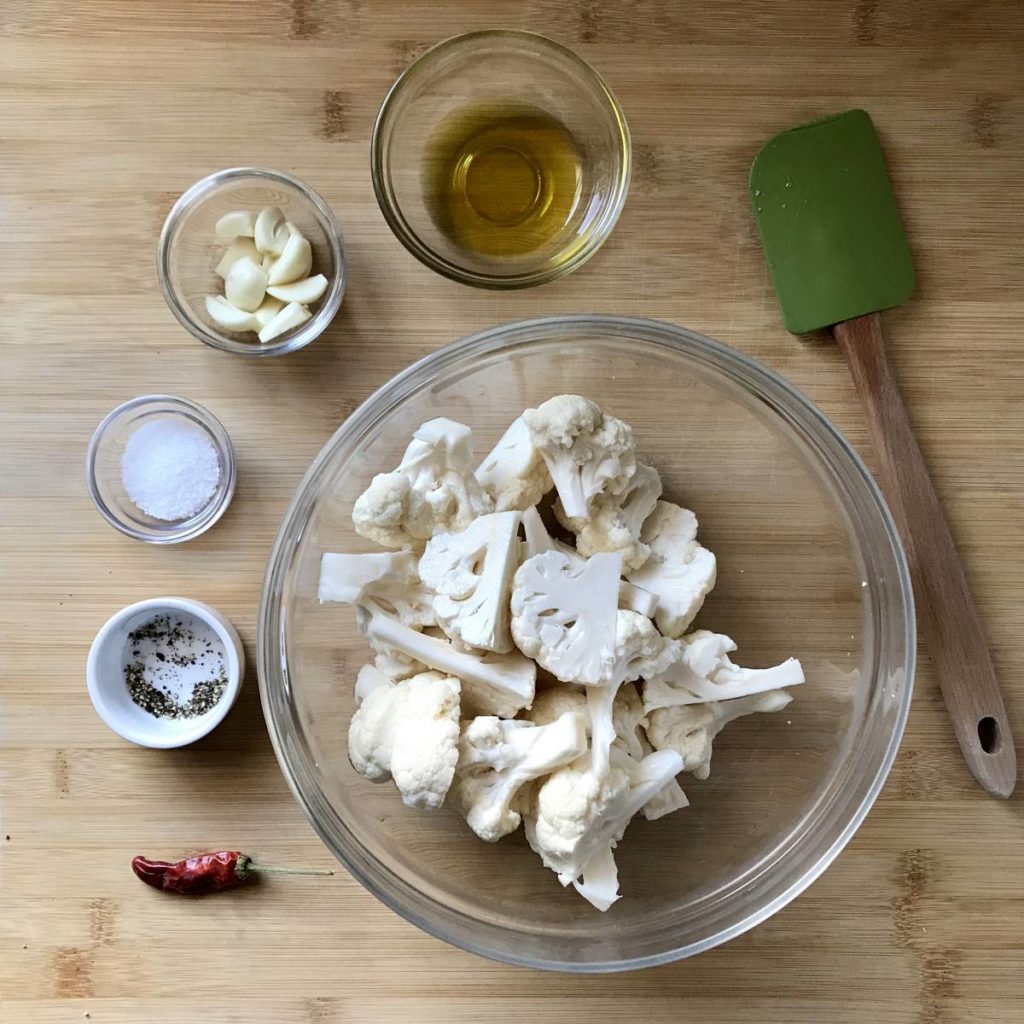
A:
[258, 316, 914, 971]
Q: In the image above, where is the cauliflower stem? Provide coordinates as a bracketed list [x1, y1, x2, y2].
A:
[359, 604, 535, 718]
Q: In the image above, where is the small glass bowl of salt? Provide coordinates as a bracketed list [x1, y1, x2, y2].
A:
[87, 395, 236, 543]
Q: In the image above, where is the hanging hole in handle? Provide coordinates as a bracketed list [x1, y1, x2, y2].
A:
[978, 716, 1001, 755]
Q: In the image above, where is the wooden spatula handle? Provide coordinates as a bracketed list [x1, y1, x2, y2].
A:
[834, 312, 1016, 797]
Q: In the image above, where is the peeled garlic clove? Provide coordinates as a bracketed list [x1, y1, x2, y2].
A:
[266, 230, 312, 286]
[258, 301, 311, 343]
[262, 253, 275, 272]
[215, 236, 260, 279]
[254, 207, 289, 256]
[205, 295, 260, 332]
[225, 257, 268, 312]
[253, 295, 285, 328]
[267, 274, 328, 305]
[215, 210, 256, 239]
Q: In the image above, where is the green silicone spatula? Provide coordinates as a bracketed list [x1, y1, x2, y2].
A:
[750, 109, 1016, 798]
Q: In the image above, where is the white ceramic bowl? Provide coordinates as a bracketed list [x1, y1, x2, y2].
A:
[87, 597, 244, 748]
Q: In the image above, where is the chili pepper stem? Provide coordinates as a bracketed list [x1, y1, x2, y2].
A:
[247, 864, 335, 877]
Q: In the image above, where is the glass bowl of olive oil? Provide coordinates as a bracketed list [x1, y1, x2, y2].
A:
[372, 30, 631, 289]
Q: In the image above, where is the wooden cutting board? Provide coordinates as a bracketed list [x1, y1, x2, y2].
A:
[2, 2, 1023, 1022]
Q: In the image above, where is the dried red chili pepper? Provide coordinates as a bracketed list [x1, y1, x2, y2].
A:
[131, 851, 332, 895]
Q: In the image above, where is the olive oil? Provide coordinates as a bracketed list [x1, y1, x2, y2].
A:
[424, 104, 583, 259]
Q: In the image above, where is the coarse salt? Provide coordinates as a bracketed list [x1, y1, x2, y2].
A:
[121, 418, 220, 521]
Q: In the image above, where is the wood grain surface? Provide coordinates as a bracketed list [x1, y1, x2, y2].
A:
[2, 1, 1023, 1022]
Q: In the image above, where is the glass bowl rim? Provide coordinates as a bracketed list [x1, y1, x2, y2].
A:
[85, 393, 237, 544]
[257, 314, 915, 971]
[157, 166, 347, 357]
[370, 30, 632, 290]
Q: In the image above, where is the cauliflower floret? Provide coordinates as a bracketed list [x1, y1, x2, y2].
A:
[520, 506, 658, 617]
[522, 395, 637, 520]
[557, 463, 662, 571]
[454, 712, 588, 841]
[625, 501, 717, 637]
[527, 684, 587, 727]
[525, 747, 684, 910]
[610, 610, 678, 682]
[510, 550, 622, 686]
[351, 473, 424, 549]
[527, 683, 686, 823]
[352, 418, 493, 549]
[529, 680, 689, 822]
[611, 683, 689, 821]
[319, 551, 435, 628]
[354, 663, 394, 705]
[419, 511, 521, 652]
[348, 671, 461, 810]
[358, 604, 535, 718]
[475, 417, 553, 512]
[526, 758, 628, 877]
[586, 610, 678, 778]
[646, 689, 793, 779]
[643, 629, 805, 710]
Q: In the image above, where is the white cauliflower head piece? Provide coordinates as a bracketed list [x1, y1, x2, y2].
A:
[454, 712, 587, 842]
[352, 418, 493, 549]
[419, 511, 521, 653]
[350, 472, 423, 549]
[643, 629, 805, 710]
[347, 671, 461, 810]
[646, 689, 793, 779]
[625, 501, 717, 637]
[525, 756, 627, 880]
[525, 747, 684, 910]
[318, 550, 435, 628]
[528, 684, 587, 727]
[533, 678, 687, 822]
[558, 463, 662, 571]
[510, 550, 622, 686]
[523, 396, 637, 520]
[475, 417, 553, 512]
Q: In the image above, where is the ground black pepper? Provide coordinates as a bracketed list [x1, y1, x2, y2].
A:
[125, 663, 227, 719]
[123, 614, 227, 720]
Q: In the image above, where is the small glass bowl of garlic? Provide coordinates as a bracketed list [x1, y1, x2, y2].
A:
[159, 168, 346, 357]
